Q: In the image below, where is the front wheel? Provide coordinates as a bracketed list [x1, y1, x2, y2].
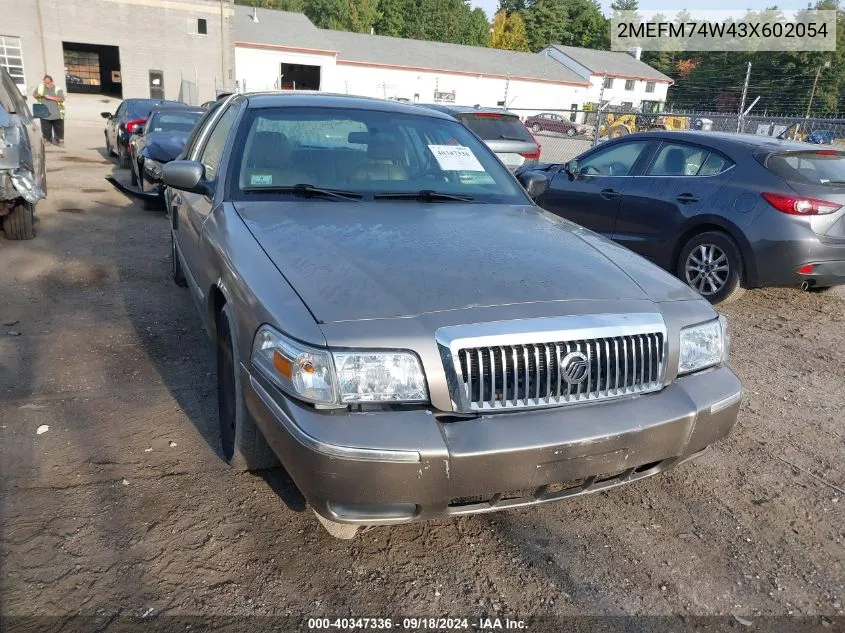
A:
[532, 123, 541, 133]
[2, 201, 35, 240]
[216, 303, 280, 471]
[677, 232, 745, 304]
[566, 127, 576, 137]
[171, 232, 187, 287]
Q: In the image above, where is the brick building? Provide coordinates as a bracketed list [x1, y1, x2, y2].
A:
[2, 0, 235, 103]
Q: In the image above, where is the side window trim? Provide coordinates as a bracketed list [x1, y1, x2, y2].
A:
[196, 104, 240, 184]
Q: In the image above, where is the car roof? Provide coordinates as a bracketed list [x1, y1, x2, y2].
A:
[620, 130, 831, 153]
[416, 103, 519, 118]
[149, 105, 204, 114]
[243, 92, 455, 120]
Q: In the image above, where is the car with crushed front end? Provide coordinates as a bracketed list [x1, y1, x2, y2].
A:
[0, 67, 48, 240]
[129, 105, 204, 209]
[162, 93, 742, 539]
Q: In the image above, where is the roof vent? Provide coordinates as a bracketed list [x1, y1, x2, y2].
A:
[628, 46, 641, 60]
[251, 6, 258, 22]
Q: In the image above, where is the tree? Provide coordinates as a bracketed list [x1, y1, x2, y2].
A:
[523, 0, 568, 51]
[489, 10, 530, 51]
[374, 0, 405, 35]
[523, 0, 608, 51]
[498, 0, 526, 12]
[609, 0, 637, 10]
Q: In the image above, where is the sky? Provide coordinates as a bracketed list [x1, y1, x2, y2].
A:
[469, 0, 815, 19]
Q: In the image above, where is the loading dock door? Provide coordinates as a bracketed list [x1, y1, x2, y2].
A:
[62, 42, 121, 97]
[149, 70, 164, 99]
[279, 63, 320, 90]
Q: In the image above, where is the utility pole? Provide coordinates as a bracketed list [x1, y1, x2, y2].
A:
[736, 62, 751, 133]
[805, 61, 830, 119]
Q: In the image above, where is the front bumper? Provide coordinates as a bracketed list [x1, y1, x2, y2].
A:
[244, 364, 742, 525]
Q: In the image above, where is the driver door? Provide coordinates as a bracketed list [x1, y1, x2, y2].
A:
[536, 139, 653, 238]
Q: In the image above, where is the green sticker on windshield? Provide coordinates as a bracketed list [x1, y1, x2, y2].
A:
[250, 174, 273, 185]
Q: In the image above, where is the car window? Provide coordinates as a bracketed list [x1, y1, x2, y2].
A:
[149, 111, 202, 133]
[766, 151, 845, 186]
[115, 102, 126, 117]
[460, 114, 535, 143]
[198, 105, 239, 181]
[126, 100, 159, 119]
[230, 106, 528, 204]
[648, 142, 710, 176]
[184, 100, 228, 160]
[579, 141, 649, 176]
[698, 152, 733, 176]
[0, 70, 28, 117]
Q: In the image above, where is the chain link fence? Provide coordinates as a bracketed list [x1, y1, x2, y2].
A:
[509, 107, 844, 165]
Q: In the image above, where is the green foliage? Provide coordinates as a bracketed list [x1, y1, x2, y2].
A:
[523, 0, 608, 52]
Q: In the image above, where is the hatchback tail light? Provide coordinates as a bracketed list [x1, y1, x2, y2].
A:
[761, 192, 842, 216]
[125, 118, 146, 133]
[521, 132, 541, 160]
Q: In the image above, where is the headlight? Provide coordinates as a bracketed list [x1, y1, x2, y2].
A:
[251, 325, 429, 407]
[334, 352, 428, 403]
[252, 326, 336, 406]
[678, 316, 727, 375]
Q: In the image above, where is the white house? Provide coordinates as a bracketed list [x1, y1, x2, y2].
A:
[233, 6, 590, 111]
[543, 45, 672, 113]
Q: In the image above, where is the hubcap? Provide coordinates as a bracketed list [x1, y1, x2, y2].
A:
[685, 244, 729, 296]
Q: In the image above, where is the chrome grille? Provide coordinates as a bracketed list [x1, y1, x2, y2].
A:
[455, 333, 665, 411]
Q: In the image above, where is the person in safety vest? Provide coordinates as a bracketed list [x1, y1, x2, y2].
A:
[32, 75, 66, 147]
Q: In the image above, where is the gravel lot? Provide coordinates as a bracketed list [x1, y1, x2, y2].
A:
[1, 121, 843, 631]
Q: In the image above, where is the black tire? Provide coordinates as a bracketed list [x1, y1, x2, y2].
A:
[532, 123, 541, 133]
[171, 231, 188, 287]
[566, 127, 576, 137]
[216, 303, 280, 472]
[118, 143, 130, 169]
[2, 201, 35, 240]
[105, 131, 114, 157]
[609, 125, 629, 139]
[677, 231, 745, 305]
[129, 159, 138, 186]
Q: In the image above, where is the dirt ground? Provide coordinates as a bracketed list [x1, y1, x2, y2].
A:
[0, 121, 843, 632]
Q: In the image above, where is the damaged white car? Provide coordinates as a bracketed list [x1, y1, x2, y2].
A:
[0, 67, 47, 240]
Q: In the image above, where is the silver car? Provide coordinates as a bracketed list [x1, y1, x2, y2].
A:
[0, 67, 47, 240]
[164, 93, 742, 539]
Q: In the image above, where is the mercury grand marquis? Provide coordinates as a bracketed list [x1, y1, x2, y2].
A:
[163, 93, 743, 538]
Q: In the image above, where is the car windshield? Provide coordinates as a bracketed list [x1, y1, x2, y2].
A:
[148, 111, 202, 133]
[766, 150, 845, 186]
[460, 114, 535, 143]
[230, 107, 528, 204]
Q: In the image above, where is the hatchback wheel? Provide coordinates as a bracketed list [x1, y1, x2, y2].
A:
[215, 303, 280, 471]
[677, 232, 745, 304]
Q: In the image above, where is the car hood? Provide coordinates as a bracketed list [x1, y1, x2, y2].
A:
[234, 201, 696, 323]
[140, 131, 190, 162]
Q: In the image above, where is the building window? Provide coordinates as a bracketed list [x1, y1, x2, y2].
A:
[0, 35, 25, 91]
[646, 81, 655, 93]
[603, 76, 614, 89]
[625, 79, 635, 91]
[197, 18, 208, 35]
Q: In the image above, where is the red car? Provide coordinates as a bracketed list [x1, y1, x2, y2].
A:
[525, 112, 587, 137]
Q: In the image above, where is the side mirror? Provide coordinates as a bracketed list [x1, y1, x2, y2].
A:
[100, 112, 112, 119]
[163, 160, 210, 195]
[517, 172, 550, 200]
[31, 103, 50, 119]
[564, 159, 581, 177]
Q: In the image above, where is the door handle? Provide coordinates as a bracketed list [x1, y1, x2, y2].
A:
[600, 188, 621, 200]
[677, 193, 700, 204]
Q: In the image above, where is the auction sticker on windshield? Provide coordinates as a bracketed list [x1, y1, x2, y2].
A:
[428, 145, 485, 172]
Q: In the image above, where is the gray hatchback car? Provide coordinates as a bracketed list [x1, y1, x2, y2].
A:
[163, 93, 742, 538]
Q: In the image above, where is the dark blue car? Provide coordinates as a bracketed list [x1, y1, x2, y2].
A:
[807, 129, 836, 145]
[518, 131, 845, 303]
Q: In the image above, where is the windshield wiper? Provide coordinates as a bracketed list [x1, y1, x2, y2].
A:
[373, 190, 476, 202]
[242, 183, 362, 201]
[497, 135, 531, 141]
